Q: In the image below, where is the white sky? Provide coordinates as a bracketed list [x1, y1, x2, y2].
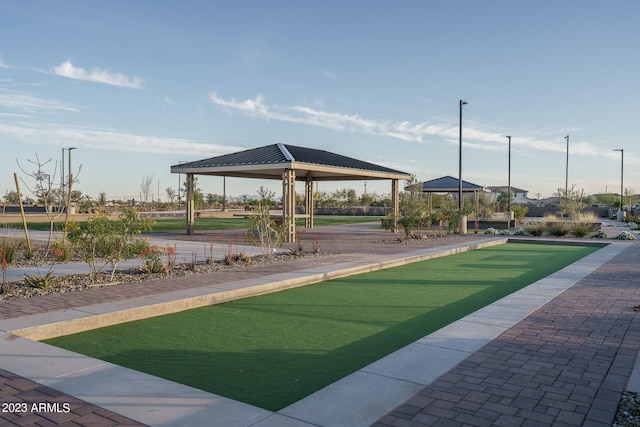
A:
[1, 1, 638, 202]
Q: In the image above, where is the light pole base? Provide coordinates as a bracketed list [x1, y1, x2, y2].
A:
[458, 215, 468, 234]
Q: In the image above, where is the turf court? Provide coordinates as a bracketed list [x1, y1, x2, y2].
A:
[43, 242, 599, 411]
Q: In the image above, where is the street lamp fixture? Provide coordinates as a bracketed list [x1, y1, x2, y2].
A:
[458, 100, 467, 212]
[614, 148, 624, 219]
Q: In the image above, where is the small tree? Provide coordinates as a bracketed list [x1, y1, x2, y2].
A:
[165, 186, 176, 207]
[558, 185, 584, 219]
[67, 209, 153, 281]
[17, 154, 65, 254]
[3, 191, 20, 204]
[511, 204, 528, 223]
[182, 177, 205, 209]
[398, 175, 428, 237]
[438, 195, 474, 234]
[246, 187, 284, 255]
[495, 190, 513, 212]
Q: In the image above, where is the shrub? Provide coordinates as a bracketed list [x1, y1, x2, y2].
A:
[68, 209, 153, 281]
[138, 245, 174, 274]
[514, 228, 527, 236]
[484, 227, 498, 235]
[615, 231, 637, 240]
[51, 239, 73, 261]
[592, 228, 608, 239]
[569, 222, 591, 237]
[528, 221, 546, 236]
[23, 268, 57, 289]
[547, 222, 568, 237]
[224, 252, 251, 265]
[0, 248, 8, 287]
[0, 235, 22, 264]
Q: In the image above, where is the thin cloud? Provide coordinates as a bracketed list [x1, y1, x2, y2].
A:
[0, 55, 9, 69]
[0, 121, 242, 157]
[208, 92, 606, 158]
[52, 60, 144, 89]
[0, 88, 79, 113]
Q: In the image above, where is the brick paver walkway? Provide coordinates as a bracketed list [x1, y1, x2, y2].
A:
[0, 368, 145, 426]
[373, 242, 640, 427]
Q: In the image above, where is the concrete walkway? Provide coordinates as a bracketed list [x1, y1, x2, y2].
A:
[1, 223, 639, 426]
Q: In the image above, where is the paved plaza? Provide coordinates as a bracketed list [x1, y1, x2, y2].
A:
[1, 222, 639, 426]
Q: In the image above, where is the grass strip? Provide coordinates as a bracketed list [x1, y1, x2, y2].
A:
[44, 242, 598, 411]
[4, 215, 379, 233]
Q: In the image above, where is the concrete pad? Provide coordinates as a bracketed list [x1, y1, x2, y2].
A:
[628, 352, 640, 393]
[251, 413, 316, 427]
[462, 303, 536, 328]
[0, 334, 108, 383]
[42, 361, 272, 427]
[278, 370, 423, 427]
[421, 320, 506, 352]
[361, 342, 471, 385]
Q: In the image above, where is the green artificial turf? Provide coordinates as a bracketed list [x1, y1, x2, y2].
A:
[43, 242, 598, 411]
[8, 215, 378, 233]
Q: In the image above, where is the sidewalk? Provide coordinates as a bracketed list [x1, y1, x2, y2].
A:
[1, 223, 639, 426]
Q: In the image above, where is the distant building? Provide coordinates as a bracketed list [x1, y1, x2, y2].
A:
[486, 186, 530, 204]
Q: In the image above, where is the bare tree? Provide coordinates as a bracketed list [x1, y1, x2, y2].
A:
[17, 154, 64, 254]
[165, 186, 176, 207]
[140, 174, 154, 206]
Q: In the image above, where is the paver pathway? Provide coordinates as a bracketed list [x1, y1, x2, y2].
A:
[373, 241, 640, 426]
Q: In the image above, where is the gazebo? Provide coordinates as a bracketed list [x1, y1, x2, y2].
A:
[170, 143, 411, 241]
[420, 175, 486, 211]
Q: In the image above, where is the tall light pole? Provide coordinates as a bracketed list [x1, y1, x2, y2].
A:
[61, 148, 65, 195]
[458, 100, 467, 211]
[506, 136, 512, 213]
[614, 148, 624, 218]
[65, 147, 77, 228]
[564, 135, 569, 199]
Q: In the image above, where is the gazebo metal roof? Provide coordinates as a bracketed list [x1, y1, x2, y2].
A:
[171, 143, 410, 240]
[171, 143, 410, 181]
[421, 175, 484, 193]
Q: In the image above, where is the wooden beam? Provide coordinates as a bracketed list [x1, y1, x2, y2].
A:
[305, 178, 314, 229]
[282, 169, 296, 242]
[391, 179, 399, 233]
[186, 173, 195, 235]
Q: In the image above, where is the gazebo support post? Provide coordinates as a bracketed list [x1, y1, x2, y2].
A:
[305, 178, 314, 229]
[391, 179, 400, 233]
[185, 173, 195, 235]
[282, 169, 296, 242]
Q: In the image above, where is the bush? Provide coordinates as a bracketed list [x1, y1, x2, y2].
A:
[484, 227, 498, 235]
[51, 239, 73, 261]
[569, 222, 591, 237]
[0, 235, 22, 264]
[23, 268, 57, 289]
[68, 209, 153, 281]
[514, 228, 527, 236]
[138, 245, 174, 274]
[547, 222, 568, 237]
[528, 222, 546, 236]
[615, 231, 637, 240]
[592, 228, 608, 239]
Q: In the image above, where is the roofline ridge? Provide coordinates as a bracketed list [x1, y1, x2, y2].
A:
[276, 143, 295, 161]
